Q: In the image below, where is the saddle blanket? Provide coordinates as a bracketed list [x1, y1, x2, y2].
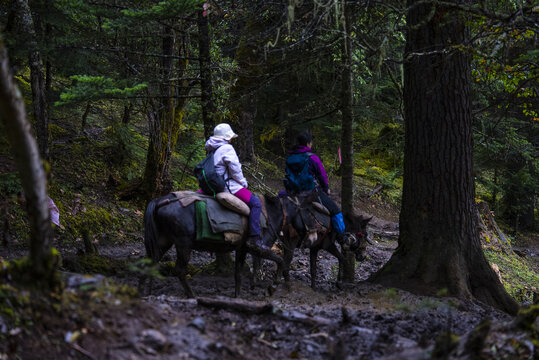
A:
[172, 191, 269, 244]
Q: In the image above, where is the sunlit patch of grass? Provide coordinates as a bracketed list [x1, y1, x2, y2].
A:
[484, 247, 538, 304]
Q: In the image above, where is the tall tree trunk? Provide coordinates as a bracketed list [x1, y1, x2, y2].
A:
[229, 18, 259, 162]
[142, 25, 191, 200]
[520, 161, 536, 231]
[0, 36, 55, 284]
[235, 95, 256, 162]
[14, 0, 49, 161]
[142, 26, 177, 199]
[371, 0, 518, 315]
[198, 10, 215, 140]
[340, 0, 355, 282]
[340, 0, 354, 216]
[122, 102, 132, 125]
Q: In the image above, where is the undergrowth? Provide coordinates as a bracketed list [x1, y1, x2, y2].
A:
[484, 247, 538, 304]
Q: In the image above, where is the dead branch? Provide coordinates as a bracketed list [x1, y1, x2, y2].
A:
[196, 297, 337, 327]
[367, 184, 384, 198]
[196, 296, 274, 315]
[70, 343, 97, 360]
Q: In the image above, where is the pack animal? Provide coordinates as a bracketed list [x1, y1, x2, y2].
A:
[269, 193, 371, 289]
[143, 193, 318, 297]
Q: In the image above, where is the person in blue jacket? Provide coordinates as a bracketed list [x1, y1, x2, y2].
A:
[284, 131, 346, 235]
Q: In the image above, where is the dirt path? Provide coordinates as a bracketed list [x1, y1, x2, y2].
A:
[56, 236, 515, 360]
[2, 216, 535, 359]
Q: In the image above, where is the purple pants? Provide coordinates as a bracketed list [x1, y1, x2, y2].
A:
[234, 188, 261, 236]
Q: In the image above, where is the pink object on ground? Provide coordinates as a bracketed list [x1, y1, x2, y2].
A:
[48, 197, 60, 226]
[196, 189, 204, 193]
[233, 187, 252, 204]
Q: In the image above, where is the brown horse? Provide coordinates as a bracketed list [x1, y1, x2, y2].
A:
[143, 193, 318, 297]
[270, 193, 371, 289]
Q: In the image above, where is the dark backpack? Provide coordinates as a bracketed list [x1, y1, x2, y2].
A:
[194, 151, 227, 197]
[284, 152, 314, 193]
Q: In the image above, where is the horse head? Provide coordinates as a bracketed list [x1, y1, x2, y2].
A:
[342, 213, 372, 261]
[284, 194, 318, 247]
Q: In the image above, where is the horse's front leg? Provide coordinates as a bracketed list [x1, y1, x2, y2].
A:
[234, 247, 247, 297]
[280, 239, 297, 290]
[175, 245, 195, 298]
[309, 248, 319, 289]
[250, 255, 261, 289]
[325, 241, 345, 284]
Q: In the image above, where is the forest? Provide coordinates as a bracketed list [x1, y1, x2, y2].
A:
[0, 0, 537, 359]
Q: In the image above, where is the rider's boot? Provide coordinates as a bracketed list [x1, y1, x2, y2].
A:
[331, 212, 346, 237]
[248, 234, 270, 251]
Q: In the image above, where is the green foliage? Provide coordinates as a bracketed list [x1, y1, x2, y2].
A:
[106, 123, 147, 184]
[471, 14, 538, 230]
[66, 203, 124, 244]
[484, 248, 538, 304]
[0, 173, 21, 196]
[55, 76, 147, 105]
[127, 258, 164, 280]
[122, 0, 203, 20]
[49, 123, 70, 139]
[513, 303, 539, 332]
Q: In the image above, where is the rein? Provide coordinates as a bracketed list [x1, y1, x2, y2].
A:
[278, 196, 318, 250]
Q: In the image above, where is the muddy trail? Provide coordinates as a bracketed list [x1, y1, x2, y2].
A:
[1, 212, 536, 359]
[13, 221, 529, 360]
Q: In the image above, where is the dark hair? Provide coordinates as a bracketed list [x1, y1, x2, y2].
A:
[296, 131, 312, 146]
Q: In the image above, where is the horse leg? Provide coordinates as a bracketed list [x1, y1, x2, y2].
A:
[175, 246, 195, 298]
[280, 241, 296, 290]
[250, 255, 261, 289]
[235, 247, 247, 297]
[325, 241, 345, 284]
[309, 248, 319, 289]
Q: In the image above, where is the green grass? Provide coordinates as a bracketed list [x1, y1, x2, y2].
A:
[484, 247, 538, 304]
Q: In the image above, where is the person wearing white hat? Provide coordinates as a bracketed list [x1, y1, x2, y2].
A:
[204, 123, 268, 250]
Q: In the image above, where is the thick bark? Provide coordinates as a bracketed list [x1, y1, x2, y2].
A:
[121, 102, 132, 125]
[0, 36, 54, 281]
[142, 26, 179, 199]
[197, 10, 215, 140]
[520, 161, 536, 231]
[229, 19, 259, 162]
[340, 0, 355, 282]
[234, 95, 256, 162]
[14, 0, 49, 161]
[371, 0, 518, 315]
[81, 102, 91, 132]
[340, 0, 354, 216]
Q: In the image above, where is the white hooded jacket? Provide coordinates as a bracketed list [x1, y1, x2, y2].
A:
[205, 136, 248, 194]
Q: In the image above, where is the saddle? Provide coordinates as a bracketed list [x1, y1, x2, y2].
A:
[171, 191, 265, 245]
[289, 192, 331, 229]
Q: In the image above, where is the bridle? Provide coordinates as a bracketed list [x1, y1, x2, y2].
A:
[279, 196, 318, 246]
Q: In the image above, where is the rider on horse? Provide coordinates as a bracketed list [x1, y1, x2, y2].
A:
[204, 123, 269, 251]
[283, 131, 346, 236]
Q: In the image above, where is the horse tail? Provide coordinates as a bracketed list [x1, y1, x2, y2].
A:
[144, 198, 162, 263]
